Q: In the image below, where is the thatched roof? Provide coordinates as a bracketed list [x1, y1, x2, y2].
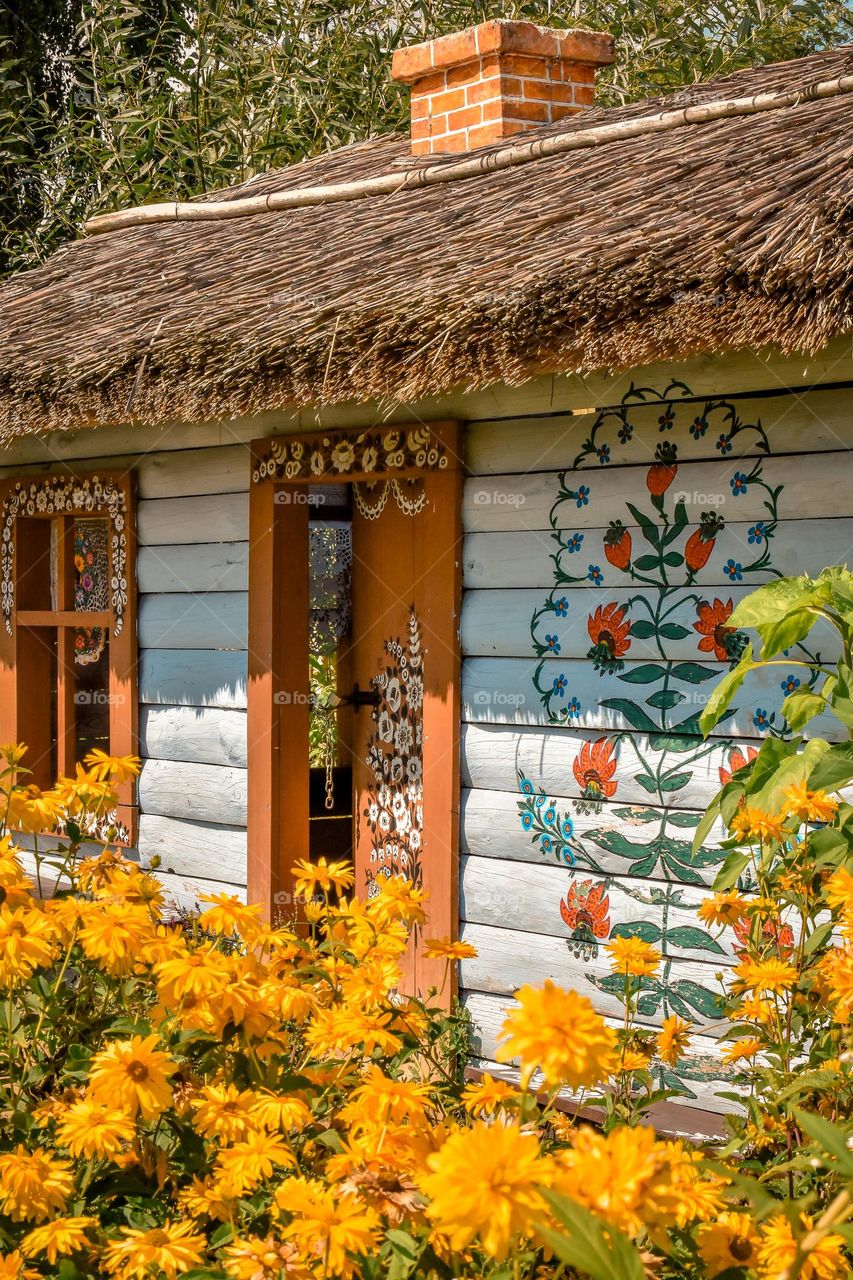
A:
[0, 45, 851, 441]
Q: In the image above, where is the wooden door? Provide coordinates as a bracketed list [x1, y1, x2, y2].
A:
[344, 464, 462, 997]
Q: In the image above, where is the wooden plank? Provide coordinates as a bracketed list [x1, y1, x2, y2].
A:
[138, 542, 248, 593]
[138, 493, 248, 545]
[460, 854, 737, 963]
[461, 722, 748, 808]
[461, 787, 728, 885]
[459, 921, 726, 1030]
[139, 649, 247, 709]
[137, 812, 247, 884]
[462, 450, 853, 533]
[138, 758, 247, 826]
[463, 519, 853, 590]
[462, 586, 839, 660]
[136, 445, 251, 499]
[138, 592, 247, 650]
[462, 656, 841, 739]
[465, 387, 853, 475]
[139, 705, 248, 768]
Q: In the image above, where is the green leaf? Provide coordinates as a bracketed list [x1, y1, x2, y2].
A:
[713, 849, 751, 891]
[698, 644, 756, 734]
[666, 924, 725, 954]
[692, 795, 721, 855]
[670, 662, 720, 684]
[610, 921, 663, 943]
[758, 607, 819, 658]
[803, 921, 835, 956]
[658, 622, 691, 639]
[646, 689, 684, 710]
[795, 1110, 853, 1176]
[781, 688, 826, 732]
[657, 770, 692, 792]
[750, 737, 830, 815]
[809, 743, 853, 792]
[633, 554, 661, 572]
[629, 619, 656, 639]
[619, 664, 669, 684]
[727, 576, 820, 635]
[670, 979, 724, 1019]
[538, 1191, 645, 1280]
[599, 699, 659, 733]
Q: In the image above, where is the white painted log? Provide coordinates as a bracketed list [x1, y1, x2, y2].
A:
[462, 519, 853, 590]
[462, 656, 841, 739]
[155, 869, 247, 913]
[463, 451, 852, 533]
[138, 542, 248, 593]
[463, 722, 753, 807]
[137, 444, 251, 499]
[461, 586, 838, 661]
[137, 812, 247, 883]
[139, 705, 248, 768]
[138, 592, 248, 650]
[138, 493, 248, 545]
[461, 787, 727, 884]
[460, 854, 736, 963]
[463, 991, 738, 1123]
[139, 758, 247, 826]
[465, 387, 853, 476]
[459, 921, 726, 1030]
[139, 649, 247, 709]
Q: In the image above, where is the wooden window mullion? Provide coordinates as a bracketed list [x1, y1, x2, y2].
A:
[54, 517, 76, 779]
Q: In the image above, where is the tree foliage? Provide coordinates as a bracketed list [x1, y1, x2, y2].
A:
[2, 0, 851, 276]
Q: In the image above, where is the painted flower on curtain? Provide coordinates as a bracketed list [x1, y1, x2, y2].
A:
[74, 520, 109, 666]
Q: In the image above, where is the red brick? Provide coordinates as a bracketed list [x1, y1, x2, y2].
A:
[479, 54, 501, 78]
[476, 19, 559, 59]
[438, 130, 471, 152]
[411, 117, 430, 140]
[410, 95, 430, 121]
[499, 52, 550, 78]
[429, 87, 466, 114]
[446, 58, 482, 88]
[550, 103, 582, 121]
[465, 77, 502, 105]
[572, 83, 595, 105]
[423, 113, 448, 137]
[503, 99, 551, 123]
[447, 104, 483, 131]
[570, 62, 596, 84]
[522, 77, 575, 103]
[481, 96, 508, 123]
[410, 138, 431, 155]
[466, 122, 505, 148]
[410, 70, 446, 95]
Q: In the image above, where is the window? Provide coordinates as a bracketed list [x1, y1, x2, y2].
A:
[0, 472, 137, 841]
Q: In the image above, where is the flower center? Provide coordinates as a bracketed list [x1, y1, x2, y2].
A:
[730, 1236, 753, 1262]
[126, 1060, 149, 1082]
[147, 1230, 169, 1247]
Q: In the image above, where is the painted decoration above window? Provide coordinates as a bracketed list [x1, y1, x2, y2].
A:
[253, 425, 449, 484]
[1, 475, 128, 636]
[74, 518, 109, 666]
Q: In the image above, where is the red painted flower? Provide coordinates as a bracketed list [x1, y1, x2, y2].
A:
[719, 745, 759, 787]
[646, 442, 678, 497]
[561, 879, 611, 958]
[572, 736, 618, 802]
[684, 512, 725, 573]
[733, 915, 795, 959]
[587, 603, 632, 674]
[604, 520, 632, 570]
[694, 597, 737, 662]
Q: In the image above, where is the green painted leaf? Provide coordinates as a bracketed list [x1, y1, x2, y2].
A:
[646, 689, 685, 710]
[662, 552, 683, 566]
[657, 771, 692, 792]
[620, 664, 669, 684]
[629, 619, 656, 639]
[599, 698, 659, 733]
[633, 774, 661, 793]
[659, 622, 691, 639]
[611, 921, 663, 943]
[670, 979, 724, 1019]
[648, 733, 699, 753]
[671, 661, 721, 684]
[667, 811, 702, 827]
[633, 554, 661, 572]
[666, 924, 725, 955]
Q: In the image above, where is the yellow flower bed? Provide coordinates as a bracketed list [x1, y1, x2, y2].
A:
[0, 737, 852, 1280]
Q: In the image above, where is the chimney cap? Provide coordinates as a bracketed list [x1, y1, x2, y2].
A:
[391, 20, 615, 85]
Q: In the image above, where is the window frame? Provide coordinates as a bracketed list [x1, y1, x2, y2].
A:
[0, 469, 138, 842]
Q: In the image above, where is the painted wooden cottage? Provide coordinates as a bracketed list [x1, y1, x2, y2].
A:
[0, 21, 850, 1133]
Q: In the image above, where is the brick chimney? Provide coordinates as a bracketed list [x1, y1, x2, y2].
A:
[391, 20, 615, 156]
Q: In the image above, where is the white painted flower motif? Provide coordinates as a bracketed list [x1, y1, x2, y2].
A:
[377, 711, 394, 743]
[331, 441, 356, 472]
[385, 677, 402, 714]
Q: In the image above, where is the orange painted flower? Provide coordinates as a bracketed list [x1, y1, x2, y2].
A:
[718, 745, 758, 787]
[733, 914, 795, 958]
[560, 879, 611, 959]
[587, 604, 631, 675]
[694, 598, 737, 662]
[572, 737, 618, 802]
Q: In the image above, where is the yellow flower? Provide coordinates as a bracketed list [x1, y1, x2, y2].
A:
[83, 749, 141, 786]
[461, 1073, 520, 1116]
[88, 1034, 176, 1121]
[730, 807, 787, 843]
[251, 1092, 313, 1134]
[177, 1176, 235, 1223]
[697, 1211, 760, 1276]
[656, 1015, 693, 1066]
[104, 1221, 206, 1280]
[198, 893, 263, 939]
[419, 1121, 552, 1260]
[498, 979, 617, 1089]
[606, 935, 661, 977]
[783, 780, 838, 824]
[0, 1147, 73, 1223]
[338, 1066, 432, 1129]
[819, 946, 853, 1021]
[191, 1083, 258, 1145]
[618, 1047, 652, 1072]
[21, 1216, 97, 1264]
[757, 1214, 848, 1280]
[733, 956, 797, 995]
[55, 1098, 136, 1159]
[5, 785, 64, 834]
[0, 1252, 38, 1279]
[825, 867, 853, 911]
[215, 1130, 293, 1198]
[368, 875, 427, 928]
[0, 904, 56, 986]
[155, 947, 230, 1005]
[78, 902, 155, 976]
[722, 1037, 763, 1065]
[733, 994, 775, 1024]
[222, 1236, 307, 1280]
[291, 857, 355, 899]
[276, 1177, 380, 1277]
[697, 891, 749, 928]
[553, 1125, 659, 1238]
[423, 937, 478, 961]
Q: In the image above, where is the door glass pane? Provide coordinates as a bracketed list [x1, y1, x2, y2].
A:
[74, 517, 109, 666]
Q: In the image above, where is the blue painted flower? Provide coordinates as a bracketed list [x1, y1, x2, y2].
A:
[690, 416, 708, 439]
[544, 806, 556, 824]
[658, 407, 675, 431]
[587, 564, 604, 585]
[540, 835, 553, 854]
[521, 811, 533, 830]
[781, 673, 801, 694]
[520, 778, 534, 795]
[544, 633, 561, 654]
[717, 433, 733, 454]
[576, 485, 590, 508]
[534, 793, 546, 808]
[553, 596, 569, 616]
[565, 533, 584, 554]
[754, 707, 770, 729]
[552, 674, 567, 698]
[748, 521, 766, 544]
[566, 697, 581, 719]
[730, 471, 749, 496]
[618, 423, 633, 443]
[724, 559, 743, 581]
[561, 817, 574, 839]
[597, 444, 611, 465]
